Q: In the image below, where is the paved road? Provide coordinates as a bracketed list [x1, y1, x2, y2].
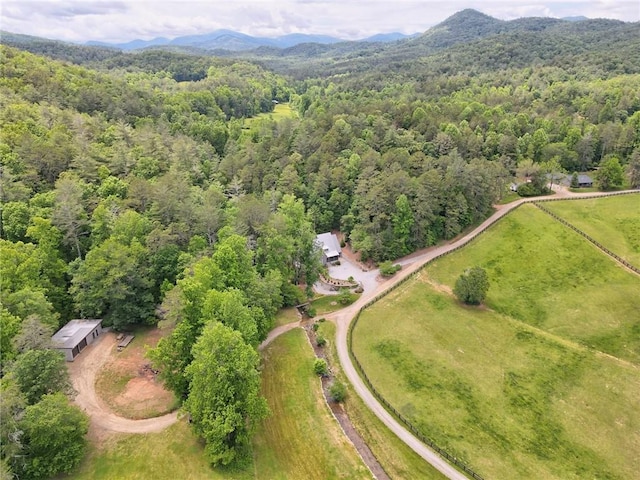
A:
[334, 189, 639, 479]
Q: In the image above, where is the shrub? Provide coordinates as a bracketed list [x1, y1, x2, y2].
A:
[307, 307, 316, 318]
[314, 358, 328, 376]
[316, 335, 327, 347]
[337, 288, 352, 305]
[312, 323, 319, 331]
[329, 381, 347, 402]
[379, 261, 401, 277]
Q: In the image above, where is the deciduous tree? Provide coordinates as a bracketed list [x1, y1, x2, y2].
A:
[184, 322, 268, 466]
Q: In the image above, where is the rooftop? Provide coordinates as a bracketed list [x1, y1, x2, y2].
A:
[52, 319, 102, 349]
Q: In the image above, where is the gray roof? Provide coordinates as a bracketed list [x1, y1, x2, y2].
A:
[316, 232, 342, 258]
[577, 174, 593, 183]
[52, 319, 102, 349]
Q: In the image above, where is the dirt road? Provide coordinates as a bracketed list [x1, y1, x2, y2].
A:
[68, 332, 178, 434]
[334, 189, 639, 480]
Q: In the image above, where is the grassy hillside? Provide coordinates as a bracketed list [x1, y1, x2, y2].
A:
[427, 204, 640, 364]
[352, 274, 640, 479]
[351, 200, 640, 478]
[253, 328, 371, 479]
[542, 195, 640, 269]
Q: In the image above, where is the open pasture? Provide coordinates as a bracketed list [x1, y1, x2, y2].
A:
[542, 194, 640, 269]
[426, 204, 640, 364]
[352, 275, 640, 479]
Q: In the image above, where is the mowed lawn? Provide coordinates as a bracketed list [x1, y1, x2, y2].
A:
[74, 419, 252, 480]
[352, 275, 640, 479]
[542, 194, 640, 269]
[254, 328, 371, 479]
[427, 204, 640, 364]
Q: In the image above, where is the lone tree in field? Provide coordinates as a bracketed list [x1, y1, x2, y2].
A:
[454, 267, 489, 305]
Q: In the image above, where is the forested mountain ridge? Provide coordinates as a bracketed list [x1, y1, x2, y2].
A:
[1, 9, 640, 475]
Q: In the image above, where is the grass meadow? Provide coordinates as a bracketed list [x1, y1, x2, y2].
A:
[542, 194, 640, 268]
[427, 204, 640, 364]
[352, 201, 640, 479]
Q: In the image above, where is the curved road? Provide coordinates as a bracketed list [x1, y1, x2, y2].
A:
[334, 189, 639, 479]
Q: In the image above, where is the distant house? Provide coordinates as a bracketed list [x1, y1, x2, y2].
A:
[52, 319, 103, 361]
[316, 232, 342, 265]
[575, 174, 593, 188]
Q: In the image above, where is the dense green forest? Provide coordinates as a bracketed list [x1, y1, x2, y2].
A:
[1, 9, 639, 477]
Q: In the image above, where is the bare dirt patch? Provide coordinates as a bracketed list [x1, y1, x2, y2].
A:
[94, 328, 178, 420]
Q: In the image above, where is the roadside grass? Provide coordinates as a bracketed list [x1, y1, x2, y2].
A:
[74, 419, 252, 480]
[253, 328, 371, 480]
[542, 194, 640, 268]
[316, 321, 447, 480]
[496, 191, 520, 204]
[274, 307, 299, 328]
[352, 276, 640, 479]
[426, 204, 640, 364]
[311, 293, 360, 315]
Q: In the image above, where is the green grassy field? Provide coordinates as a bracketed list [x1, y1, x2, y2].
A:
[311, 293, 360, 315]
[427, 204, 640, 364]
[352, 274, 640, 479]
[74, 420, 252, 480]
[542, 194, 640, 268]
[253, 328, 371, 479]
[244, 103, 296, 127]
[316, 321, 447, 480]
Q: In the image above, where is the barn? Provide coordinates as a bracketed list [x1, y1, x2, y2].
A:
[52, 319, 104, 361]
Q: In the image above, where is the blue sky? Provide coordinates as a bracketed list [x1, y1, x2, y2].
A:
[1, 0, 638, 43]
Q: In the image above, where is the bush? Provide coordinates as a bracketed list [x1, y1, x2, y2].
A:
[337, 288, 352, 305]
[312, 323, 319, 331]
[379, 261, 401, 277]
[313, 358, 328, 376]
[316, 335, 327, 347]
[307, 307, 316, 318]
[329, 381, 347, 402]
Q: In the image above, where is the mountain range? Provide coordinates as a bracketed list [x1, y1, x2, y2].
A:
[85, 30, 417, 51]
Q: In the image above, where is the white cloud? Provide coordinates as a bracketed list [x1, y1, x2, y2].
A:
[1, 0, 638, 43]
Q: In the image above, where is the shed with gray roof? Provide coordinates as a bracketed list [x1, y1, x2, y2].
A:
[52, 319, 103, 361]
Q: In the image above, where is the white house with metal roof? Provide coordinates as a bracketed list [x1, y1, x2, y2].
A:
[316, 232, 342, 265]
[52, 319, 103, 361]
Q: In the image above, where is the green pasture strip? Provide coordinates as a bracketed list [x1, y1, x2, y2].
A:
[316, 321, 447, 480]
[542, 194, 640, 269]
[253, 328, 371, 480]
[74, 420, 251, 480]
[426, 204, 640, 364]
[352, 277, 640, 479]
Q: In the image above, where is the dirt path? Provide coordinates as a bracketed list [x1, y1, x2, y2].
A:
[334, 190, 639, 480]
[68, 333, 178, 434]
